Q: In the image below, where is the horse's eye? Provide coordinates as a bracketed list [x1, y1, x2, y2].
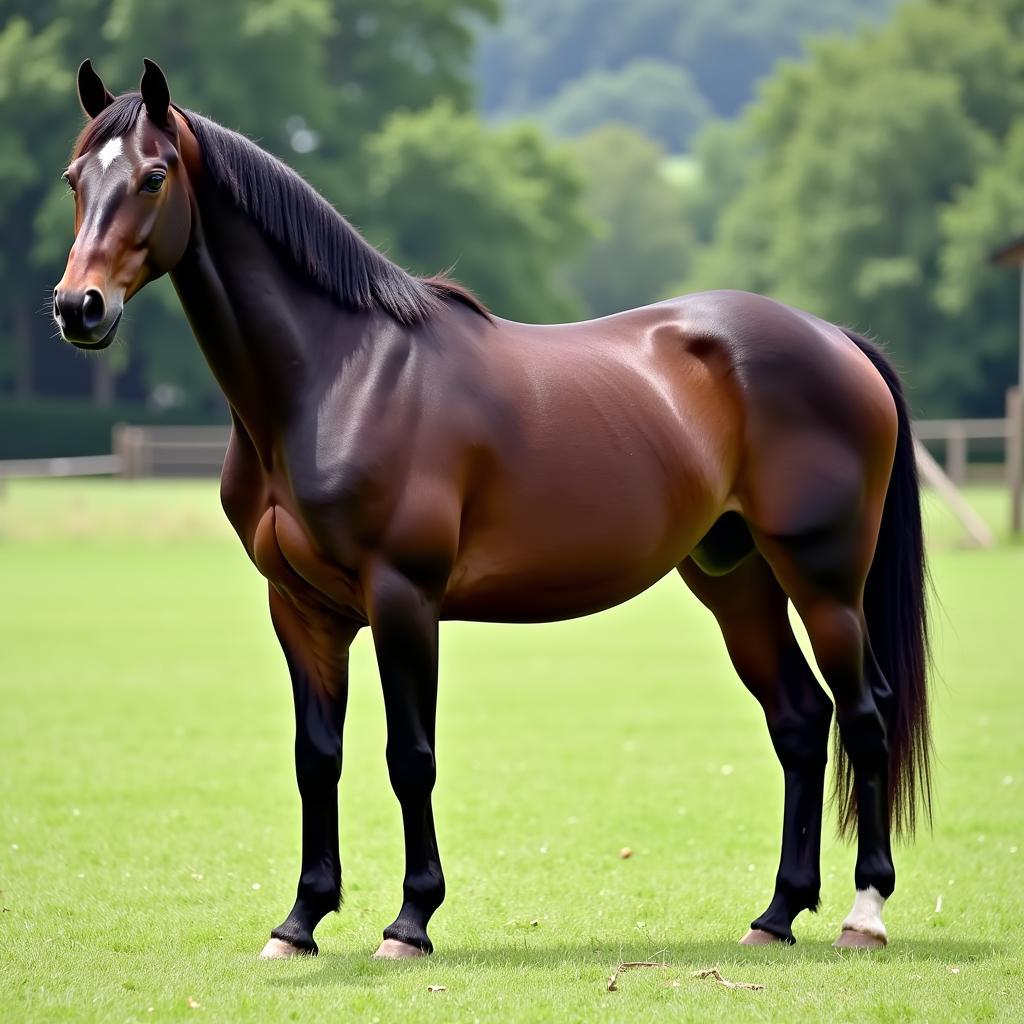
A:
[141, 172, 166, 194]
[62, 172, 75, 193]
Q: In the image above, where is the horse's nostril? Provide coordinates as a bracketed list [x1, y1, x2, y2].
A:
[82, 289, 105, 331]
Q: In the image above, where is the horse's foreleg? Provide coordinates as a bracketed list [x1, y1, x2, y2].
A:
[365, 561, 444, 959]
[261, 589, 358, 958]
[681, 553, 832, 945]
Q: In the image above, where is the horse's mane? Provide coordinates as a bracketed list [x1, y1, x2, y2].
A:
[75, 94, 491, 326]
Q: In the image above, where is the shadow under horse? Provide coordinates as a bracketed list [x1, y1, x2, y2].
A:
[53, 59, 931, 958]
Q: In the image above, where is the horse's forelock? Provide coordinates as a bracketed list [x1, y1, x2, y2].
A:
[74, 94, 146, 159]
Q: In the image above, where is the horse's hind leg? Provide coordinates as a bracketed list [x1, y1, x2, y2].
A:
[681, 536, 833, 944]
[753, 519, 894, 949]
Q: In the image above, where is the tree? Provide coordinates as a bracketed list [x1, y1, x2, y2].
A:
[566, 125, 692, 317]
[0, 17, 76, 398]
[541, 59, 708, 153]
[477, 0, 896, 130]
[361, 102, 590, 322]
[937, 122, 1024, 407]
[99, 0, 498, 189]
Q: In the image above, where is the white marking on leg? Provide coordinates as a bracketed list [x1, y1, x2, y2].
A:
[841, 886, 887, 942]
[96, 137, 123, 172]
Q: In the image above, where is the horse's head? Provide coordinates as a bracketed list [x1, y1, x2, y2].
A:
[53, 60, 192, 349]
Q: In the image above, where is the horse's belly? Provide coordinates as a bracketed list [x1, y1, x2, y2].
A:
[440, 557, 678, 623]
[442, 453, 718, 623]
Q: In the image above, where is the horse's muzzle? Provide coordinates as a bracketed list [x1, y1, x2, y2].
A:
[53, 286, 122, 349]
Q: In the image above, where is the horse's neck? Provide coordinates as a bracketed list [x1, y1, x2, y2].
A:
[170, 199, 367, 449]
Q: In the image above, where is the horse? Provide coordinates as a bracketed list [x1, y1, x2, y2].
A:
[53, 59, 931, 960]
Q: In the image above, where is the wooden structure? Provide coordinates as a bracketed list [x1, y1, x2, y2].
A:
[990, 235, 1024, 534]
[113, 424, 230, 478]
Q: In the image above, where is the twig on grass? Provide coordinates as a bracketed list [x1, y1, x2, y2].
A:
[606, 952, 669, 991]
[692, 967, 765, 991]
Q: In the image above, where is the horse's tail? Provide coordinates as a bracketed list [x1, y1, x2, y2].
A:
[837, 329, 932, 843]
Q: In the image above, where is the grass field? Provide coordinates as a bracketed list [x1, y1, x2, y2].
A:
[1, 480, 1022, 1022]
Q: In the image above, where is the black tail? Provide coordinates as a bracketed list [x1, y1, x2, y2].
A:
[838, 330, 932, 843]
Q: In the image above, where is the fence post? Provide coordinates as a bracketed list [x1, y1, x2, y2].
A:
[113, 423, 128, 478]
[1008, 387, 1023, 536]
[946, 424, 967, 488]
[113, 423, 141, 479]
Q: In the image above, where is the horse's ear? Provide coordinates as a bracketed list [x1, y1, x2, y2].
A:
[140, 58, 171, 126]
[78, 60, 114, 119]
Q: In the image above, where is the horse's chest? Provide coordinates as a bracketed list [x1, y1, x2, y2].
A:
[224, 443, 373, 618]
[250, 501, 367, 621]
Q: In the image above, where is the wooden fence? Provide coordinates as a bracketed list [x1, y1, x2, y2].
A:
[113, 424, 230, 478]
[914, 386, 1023, 535]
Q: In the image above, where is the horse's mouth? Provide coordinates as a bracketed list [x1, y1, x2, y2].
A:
[68, 311, 122, 350]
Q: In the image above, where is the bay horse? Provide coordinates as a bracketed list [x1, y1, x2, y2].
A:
[54, 60, 931, 959]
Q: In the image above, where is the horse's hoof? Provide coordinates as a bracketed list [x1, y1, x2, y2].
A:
[259, 937, 311, 959]
[739, 928, 785, 946]
[834, 928, 887, 950]
[372, 938, 427, 959]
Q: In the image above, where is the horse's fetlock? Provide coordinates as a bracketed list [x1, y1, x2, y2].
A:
[778, 873, 821, 912]
[404, 867, 445, 910]
[854, 858, 895, 899]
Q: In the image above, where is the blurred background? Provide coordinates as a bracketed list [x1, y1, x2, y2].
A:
[2, 0, 1024, 461]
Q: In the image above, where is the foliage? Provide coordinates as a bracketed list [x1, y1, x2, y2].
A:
[937, 122, 1024, 399]
[565, 125, 692, 317]
[362, 102, 590, 322]
[0, 14, 76, 394]
[682, 0, 1024, 415]
[541, 59, 708, 152]
[478, 0, 896, 144]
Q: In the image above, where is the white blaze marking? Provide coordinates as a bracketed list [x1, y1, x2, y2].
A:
[841, 885, 887, 942]
[97, 137, 123, 172]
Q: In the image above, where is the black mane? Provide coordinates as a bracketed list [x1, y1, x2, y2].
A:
[75, 94, 491, 326]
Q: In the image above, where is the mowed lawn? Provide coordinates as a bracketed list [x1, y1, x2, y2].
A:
[1, 480, 1021, 1023]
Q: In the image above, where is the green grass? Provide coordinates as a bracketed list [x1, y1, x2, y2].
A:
[1, 480, 1022, 1022]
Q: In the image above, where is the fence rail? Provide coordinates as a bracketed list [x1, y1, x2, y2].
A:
[0, 454, 123, 478]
